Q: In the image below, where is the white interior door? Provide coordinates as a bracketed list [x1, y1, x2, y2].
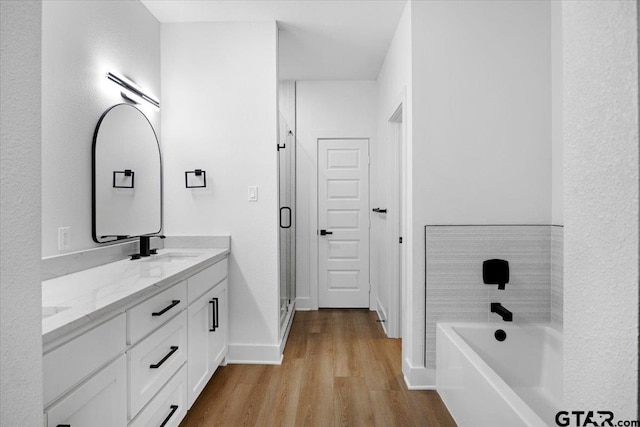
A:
[318, 138, 370, 308]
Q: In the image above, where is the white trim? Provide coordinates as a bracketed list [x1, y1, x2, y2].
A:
[226, 343, 283, 365]
[375, 297, 389, 335]
[402, 357, 435, 390]
[279, 303, 295, 355]
[295, 296, 311, 310]
[310, 131, 373, 310]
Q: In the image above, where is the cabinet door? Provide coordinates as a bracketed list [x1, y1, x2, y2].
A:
[187, 286, 215, 408]
[187, 279, 228, 408]
[46, 355, 126, 427]
[209, 279, 227, 369]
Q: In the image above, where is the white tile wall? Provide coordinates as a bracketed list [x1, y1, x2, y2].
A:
[550, 226, 563, 328]
[425, 225, 555, 369]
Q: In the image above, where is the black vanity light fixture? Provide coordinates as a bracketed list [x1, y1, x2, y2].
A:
[185, 169, 207, 188]
[106, 71, 160, 109]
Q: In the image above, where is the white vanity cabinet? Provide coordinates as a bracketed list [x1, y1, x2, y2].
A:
[187, 278, 228, 407]
[43, 252, 229, 427]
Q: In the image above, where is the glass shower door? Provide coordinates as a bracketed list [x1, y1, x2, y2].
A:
[278, 110, 296, 334]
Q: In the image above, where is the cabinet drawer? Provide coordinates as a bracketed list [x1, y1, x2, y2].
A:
[128, 311, 187, 419]
[44, 314, 126, 407]
[129, 364, 187, 427]
[187, 258, 227, 305]
[128, 281, 187, 345]
[46, 355, 127, 427]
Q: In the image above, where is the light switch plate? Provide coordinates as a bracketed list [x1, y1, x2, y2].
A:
[248, 186, 258, 202]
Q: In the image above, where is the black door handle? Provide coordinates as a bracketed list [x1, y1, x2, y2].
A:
[320, 229, 333, 236]
[280, 207, 292, 229]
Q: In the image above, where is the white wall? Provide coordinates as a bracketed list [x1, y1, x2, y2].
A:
[0, 0, 43, 425]
[408, 0, 552, 385]
[411, 0, 551, 225]
[161, 22, 281, 360]
[295, 80, 377, 310]
[563, 0, 639, 417]
[41, 0, 160, 257]
[373, 1, 412, 345]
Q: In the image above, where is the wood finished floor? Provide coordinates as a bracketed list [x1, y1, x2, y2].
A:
[180, 309, 457, 427]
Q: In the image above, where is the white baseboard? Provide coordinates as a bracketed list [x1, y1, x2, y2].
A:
[279, 306, 295, 355]
[295, 297, 311, 311]
[375, 299, 389, 335]
[226, 343, 283, 365]
[402, 358, 436, 390]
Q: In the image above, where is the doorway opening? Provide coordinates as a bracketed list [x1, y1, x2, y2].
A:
[387, 102, 405, 338]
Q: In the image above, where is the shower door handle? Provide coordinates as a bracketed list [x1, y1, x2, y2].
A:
[280, 207, 292, 229]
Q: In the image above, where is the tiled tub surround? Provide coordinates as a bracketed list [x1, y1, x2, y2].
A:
[550, 226, 563, 327]
[42, 247, 229, 344]
[425, 225, 562, 369]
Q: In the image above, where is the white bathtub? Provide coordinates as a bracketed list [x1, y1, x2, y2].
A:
[436, 323, 562, 427]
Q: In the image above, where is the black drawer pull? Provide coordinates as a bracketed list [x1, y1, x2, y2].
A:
[209, 298, 219, 332]
[57, 425, 71, 427]
[152, 300, 181, 316]
[159, 405, 179, 427]
[149, 346, 179, 369]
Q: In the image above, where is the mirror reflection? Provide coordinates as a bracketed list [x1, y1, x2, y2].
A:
[92, 104, 162, 243]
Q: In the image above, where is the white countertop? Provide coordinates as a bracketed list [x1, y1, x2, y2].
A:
[42, 248, 229, 344]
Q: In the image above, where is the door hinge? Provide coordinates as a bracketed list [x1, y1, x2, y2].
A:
[399, 237, 403, 244]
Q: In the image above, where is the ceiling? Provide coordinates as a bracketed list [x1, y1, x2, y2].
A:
[140, 0, 407, 80]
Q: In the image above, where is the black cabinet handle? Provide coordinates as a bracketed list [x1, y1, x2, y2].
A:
[320, 229, 333, 236]
[159, 405, 179, 427]
[209, 298, 219, 332]
[57, 425, 71, 427]
[149, 346, 179, 369]
[280, 206, 292, 229]
[152, 300, 181, 316]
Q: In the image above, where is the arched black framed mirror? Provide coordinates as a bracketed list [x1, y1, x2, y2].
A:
[92, 104, 162, 243]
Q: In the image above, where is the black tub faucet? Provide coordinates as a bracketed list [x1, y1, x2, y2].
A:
[490, 302, 513, 322]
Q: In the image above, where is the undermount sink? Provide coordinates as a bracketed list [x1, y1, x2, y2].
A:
[42, 306, 70, 319]
[140, 252, 201, 263]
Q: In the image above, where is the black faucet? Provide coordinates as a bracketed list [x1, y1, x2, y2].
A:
[138, 235, 165, 257]
[490, 302, 513, 322]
